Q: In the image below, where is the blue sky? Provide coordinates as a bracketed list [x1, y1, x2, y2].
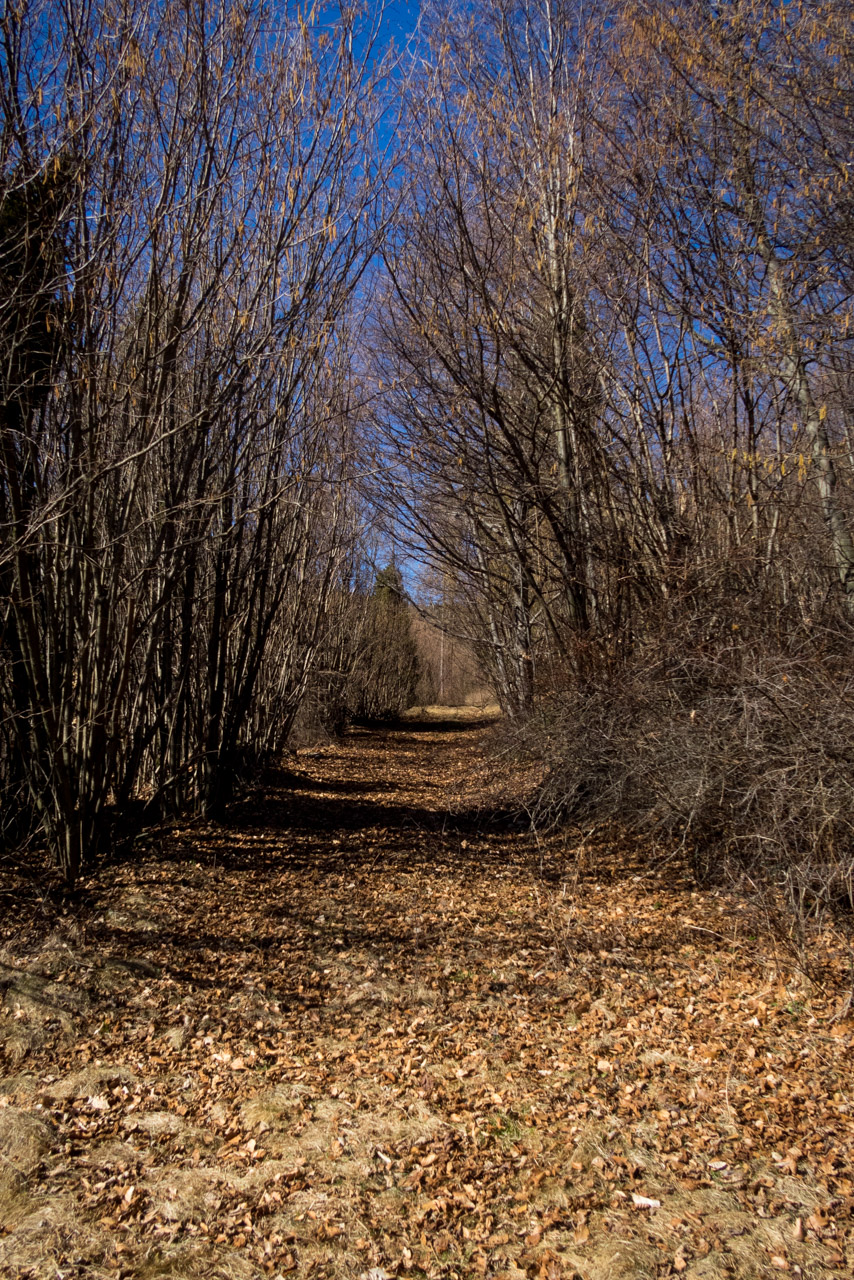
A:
[378, 0, 421, 49]
[346, 0, 422, 68]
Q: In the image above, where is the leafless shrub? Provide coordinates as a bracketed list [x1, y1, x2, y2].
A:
[517, 625, 854, 945]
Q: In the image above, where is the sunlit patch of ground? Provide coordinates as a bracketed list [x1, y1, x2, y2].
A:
[400, 704, 502, 722]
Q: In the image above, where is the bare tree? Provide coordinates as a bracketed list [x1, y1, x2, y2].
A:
[0, 0, 386, 881]
[603, 0, 854, 613]
[373, 0, 618, 713]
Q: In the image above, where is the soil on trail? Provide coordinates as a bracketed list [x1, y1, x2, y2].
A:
[1, 712, 853, 1280]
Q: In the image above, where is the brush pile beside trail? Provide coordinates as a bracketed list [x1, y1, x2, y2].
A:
[1, 714, 852, 1280]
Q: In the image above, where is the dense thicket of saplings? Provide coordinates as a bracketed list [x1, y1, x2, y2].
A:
[0, 0, 391, 883]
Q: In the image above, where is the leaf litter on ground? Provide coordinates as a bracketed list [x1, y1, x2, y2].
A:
[1, 709, 853, 1280]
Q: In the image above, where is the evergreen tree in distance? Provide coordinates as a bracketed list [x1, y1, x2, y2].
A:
[347, 564, 421, 722]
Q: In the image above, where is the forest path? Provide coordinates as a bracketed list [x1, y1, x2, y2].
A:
[1, 713, 852, 1280]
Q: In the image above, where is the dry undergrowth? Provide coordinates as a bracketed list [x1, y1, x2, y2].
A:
[1, 715, 852, 1280]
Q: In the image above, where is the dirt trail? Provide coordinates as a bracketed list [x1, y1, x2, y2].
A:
[1, 713, 852, 1280]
